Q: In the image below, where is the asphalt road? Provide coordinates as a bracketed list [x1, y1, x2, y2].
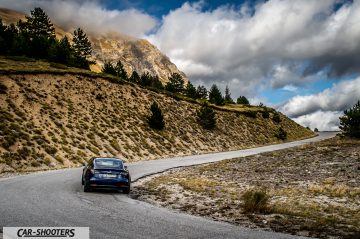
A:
[0, 132, 336, 239]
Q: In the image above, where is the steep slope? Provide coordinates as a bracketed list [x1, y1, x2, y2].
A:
[0, 60, 314, 174]
[0, 8, 187, 83]
[89, 33, 187, 82]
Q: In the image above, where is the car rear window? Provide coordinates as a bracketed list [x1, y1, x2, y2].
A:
[94, 158, 123, 168]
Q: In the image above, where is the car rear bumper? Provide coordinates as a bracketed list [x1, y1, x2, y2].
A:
[89, 177, 130, 189]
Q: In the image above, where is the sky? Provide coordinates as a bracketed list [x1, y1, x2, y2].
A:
[1, 0, 360, 131]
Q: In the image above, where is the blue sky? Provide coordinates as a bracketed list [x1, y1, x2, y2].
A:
[103, 0, 252, 17]
[3, 0, 360, 130]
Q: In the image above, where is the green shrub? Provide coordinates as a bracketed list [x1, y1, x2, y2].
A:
[261, 110, 270, 119]
[31, 160, 41, 167]
[44, 157, 52, 166]
[272, 112, 281, 123]
[243, 111, 257, 118]
[44, 145, 57, 155]
[17, 147, 31, 159]
[0, 82, 7, 94]
[197, 103, 216, 130]
[275, 127, 287, 140]
[95, 94, 105, 101]
[241, 189, 269, 213]
[110, 140, 121, 151]
[1, 136, 16, 149]
[55, 155, 64, 164]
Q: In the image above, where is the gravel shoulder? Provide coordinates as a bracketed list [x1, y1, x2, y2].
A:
[132, 136, 360, 239]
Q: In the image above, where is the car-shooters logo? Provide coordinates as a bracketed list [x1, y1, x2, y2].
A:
[3, 227, 89, 239]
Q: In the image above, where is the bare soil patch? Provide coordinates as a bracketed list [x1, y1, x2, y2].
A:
[132, 136, 360, 239]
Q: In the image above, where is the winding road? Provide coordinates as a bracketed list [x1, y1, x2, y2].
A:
[0, 132, 336, 239]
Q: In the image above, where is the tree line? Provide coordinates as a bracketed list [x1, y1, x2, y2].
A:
[0, 7, 93, 69]
[101, 60, 250, 107]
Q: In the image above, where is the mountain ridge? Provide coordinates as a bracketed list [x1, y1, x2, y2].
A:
[0, 8, 187, 84]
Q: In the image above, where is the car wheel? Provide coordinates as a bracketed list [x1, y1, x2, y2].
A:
[123, 185, 130, 194]
[83, 180, 91, 192]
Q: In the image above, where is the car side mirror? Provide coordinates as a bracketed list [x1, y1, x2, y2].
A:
[124, 165, 128, 170]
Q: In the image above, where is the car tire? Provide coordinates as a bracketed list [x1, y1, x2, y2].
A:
[83, 180, 91, 192]
[123, 185, 130, 194]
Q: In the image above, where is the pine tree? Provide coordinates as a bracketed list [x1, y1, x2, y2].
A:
[72, 28, 92, 68]
[196, 85, 208, 99]
[208, 84, 224, 105]
[224, 85, 234, 104]
[115, 60, 128, 80]
[17, 8, 56, 58]
[0, 20, 18, 54]
[197, 103, 216, 129]
[25, 7, 55, 39]
[129, 71, 141, 84]
[101, 61, 117, 75]
[148, 102, 165, 130]
[237, 96, 250, 105]
[49, 36, 72, 64]
[339, 101, 360, 138]
[165, 73, 184, 93]
[185, 82, 197, 99]
[150, 75, 164, 90]
[140, 72, 152, 86]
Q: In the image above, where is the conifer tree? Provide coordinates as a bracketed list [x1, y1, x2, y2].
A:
[101, 61, 117, 75]
[72, 27, 92, 68]
[129, 71, 141, 84]
[49, 36, 72, 64]
[236, 96, 250, 105]
[115, 60, 128, 80]
[148, 102, 165, 130]
[25, 7, 55, 39]
[20, 7, 56, 58]
[196, 85, 208, 99]
[208, 84, 224, 105]
[197, 103, 216, 129]
[224, 85, 234, 104]
[185, 82, 197, 99]
[340, 101, 360, 138]
[165, 73, 184, 93]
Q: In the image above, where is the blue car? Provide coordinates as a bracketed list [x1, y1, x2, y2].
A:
[82, 157, 131, 194]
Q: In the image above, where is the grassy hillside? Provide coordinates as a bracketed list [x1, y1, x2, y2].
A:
[0, 57, 314, 174]
[132, 136, 360, 238]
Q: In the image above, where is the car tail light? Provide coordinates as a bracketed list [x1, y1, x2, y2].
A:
[119, 172, 128, 178]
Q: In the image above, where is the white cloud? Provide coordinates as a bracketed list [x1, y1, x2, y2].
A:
[0, 0, 157, 37]
[148, 0, 360, 98]
[278, 77, 360, 130]
[291, 111, 342, 131]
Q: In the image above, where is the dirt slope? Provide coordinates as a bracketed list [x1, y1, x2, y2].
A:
[0, 69, 313, 174]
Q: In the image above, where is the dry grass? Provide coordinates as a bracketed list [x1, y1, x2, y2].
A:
[0, 57, 313, 173]
[133, 137, 360, 238]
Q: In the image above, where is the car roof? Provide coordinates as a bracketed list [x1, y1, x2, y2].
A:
[93, 157, 124, 162]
